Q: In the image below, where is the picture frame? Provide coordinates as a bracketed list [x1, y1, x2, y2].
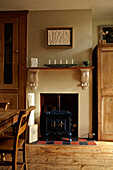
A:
[99, 25, 113, 43]
[45, 27, 73, 48]
[30, 58, 38, 67]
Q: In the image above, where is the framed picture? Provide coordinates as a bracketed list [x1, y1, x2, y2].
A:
[45, 27, 73, 48]
[99, 25, 113, 43]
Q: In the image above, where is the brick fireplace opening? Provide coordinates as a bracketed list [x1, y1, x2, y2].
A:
[40, 93, 78, 138]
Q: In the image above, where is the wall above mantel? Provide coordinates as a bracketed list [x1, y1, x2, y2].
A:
[28, 10, 92, 68]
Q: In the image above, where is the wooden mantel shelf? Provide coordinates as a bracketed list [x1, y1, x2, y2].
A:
[27, 67, 94, 90]
[27, 67, 94, 70]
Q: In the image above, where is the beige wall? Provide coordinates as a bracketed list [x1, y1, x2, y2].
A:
[92, 18, 113, 49]
[28, 10, 92, 67]
[27, 9, 92, 138]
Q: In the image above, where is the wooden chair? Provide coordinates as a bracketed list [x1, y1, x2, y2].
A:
[0, 106, 36, 170]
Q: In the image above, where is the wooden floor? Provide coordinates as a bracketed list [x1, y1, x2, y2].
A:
[1, 141, 113, 169]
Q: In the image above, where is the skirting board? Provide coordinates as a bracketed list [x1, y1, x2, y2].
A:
[28, 124, 38, 143]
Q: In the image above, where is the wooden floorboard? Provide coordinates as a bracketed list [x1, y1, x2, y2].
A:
[1, 141, 113, 169]
[26, 141, 113, 169]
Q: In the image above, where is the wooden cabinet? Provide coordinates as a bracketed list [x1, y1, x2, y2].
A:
[93, 44, 113, 141]
[0, 11, 28, 109]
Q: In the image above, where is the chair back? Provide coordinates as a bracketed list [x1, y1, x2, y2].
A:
[14, 106, 36, 151]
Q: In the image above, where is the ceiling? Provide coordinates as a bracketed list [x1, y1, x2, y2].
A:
[0, 0, 113, 18]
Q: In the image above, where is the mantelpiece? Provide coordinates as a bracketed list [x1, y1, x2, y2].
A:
[27, 67, 94, 90]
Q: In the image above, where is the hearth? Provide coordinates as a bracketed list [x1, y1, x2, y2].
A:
[40, 93, 78, 138]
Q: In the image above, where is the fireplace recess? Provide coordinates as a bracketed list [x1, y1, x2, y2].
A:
[40, 93, 78, 138]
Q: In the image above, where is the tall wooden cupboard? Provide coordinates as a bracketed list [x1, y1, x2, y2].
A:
[0, 11, 28, 109]
[93, 44, 113, 141]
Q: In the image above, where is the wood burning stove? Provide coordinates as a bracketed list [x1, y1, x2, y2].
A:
[45, 110, 72, 141]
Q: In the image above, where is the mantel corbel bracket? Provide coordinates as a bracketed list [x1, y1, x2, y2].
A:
[80, 68, 91, 90]
[27, 69, 39, 90]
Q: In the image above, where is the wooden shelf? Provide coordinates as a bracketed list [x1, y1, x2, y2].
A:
[27, 67, 94, 70]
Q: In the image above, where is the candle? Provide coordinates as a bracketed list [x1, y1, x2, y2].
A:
[66, 59, 68, 64]
[60, 60, 62, 64]
[54, 59, 56, 64]
[72, 59, 74, 64]
[49, 60, 51, 65]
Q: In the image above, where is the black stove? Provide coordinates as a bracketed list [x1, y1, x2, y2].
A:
[44, 110, 72, 141]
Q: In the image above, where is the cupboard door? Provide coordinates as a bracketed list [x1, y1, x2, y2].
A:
[0, 17, 18, 89]
[98, 46, 113, 140]
[101, 96, 113, 140]
[0, 93, 18, 109]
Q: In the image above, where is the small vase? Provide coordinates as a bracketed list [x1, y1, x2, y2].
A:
[83, 61, 89, 67]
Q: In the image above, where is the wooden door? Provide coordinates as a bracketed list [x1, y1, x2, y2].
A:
[0, 17, 18, 89]
[98, 45, 113, 140]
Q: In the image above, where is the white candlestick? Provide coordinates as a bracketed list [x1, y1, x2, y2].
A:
[72, 59, 74, 64]
[60, 60, 62, 64]
[54, 59, 56, 64]
[49, 60, 51, 65]
[66, 59, 68, 64]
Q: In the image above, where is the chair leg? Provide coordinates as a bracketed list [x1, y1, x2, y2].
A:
[23, 142, 27, 170]
[12, 152, 17, 170]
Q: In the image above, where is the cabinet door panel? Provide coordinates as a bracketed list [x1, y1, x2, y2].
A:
[0, 17, 18, 89]
[0, 93, 18, 109]
[101, 51, 113, 88]
[0, 23, 3, 84]
[102, 96, 113, 134]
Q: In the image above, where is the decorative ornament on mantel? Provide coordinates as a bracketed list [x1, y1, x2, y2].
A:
[80, 68, 90, 90]
[28, 70, 38, 90]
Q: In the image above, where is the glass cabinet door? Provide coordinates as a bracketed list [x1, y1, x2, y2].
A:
[0, 17, 18, 89]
